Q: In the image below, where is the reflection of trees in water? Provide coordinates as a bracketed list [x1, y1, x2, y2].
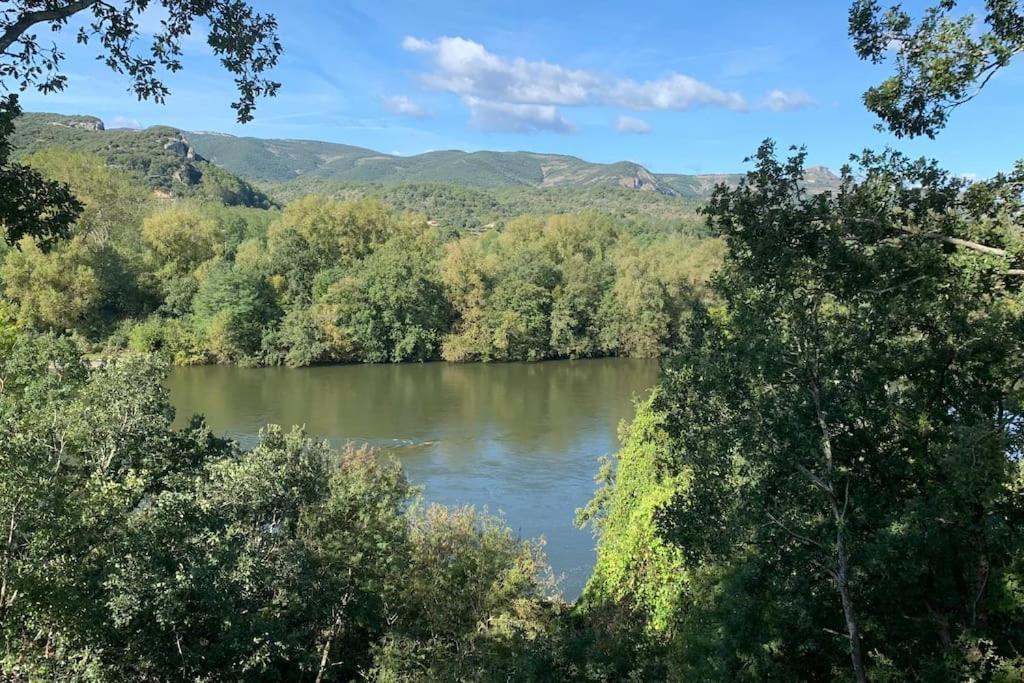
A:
[167, 359, 659, 463]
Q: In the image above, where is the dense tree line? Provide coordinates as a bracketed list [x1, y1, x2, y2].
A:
[0, 149, 723, 367]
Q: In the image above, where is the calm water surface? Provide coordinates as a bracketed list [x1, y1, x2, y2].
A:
[167, 358, 659, 599]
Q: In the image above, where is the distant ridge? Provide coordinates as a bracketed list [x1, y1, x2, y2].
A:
[185, 132, 841, 198]
[13, 111, 841, 200]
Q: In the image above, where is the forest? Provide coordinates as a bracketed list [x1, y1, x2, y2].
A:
[0, 147, 722, 367]
[2, 0, 1024, 681]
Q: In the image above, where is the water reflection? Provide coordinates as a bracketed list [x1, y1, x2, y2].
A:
[168, 358, 659, 599]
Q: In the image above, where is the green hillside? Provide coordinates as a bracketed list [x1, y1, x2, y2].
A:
[189, 131, 842, 197]
[188, 131, 672, 191]
[15, 111, 841, 201]
[11, 113, 273, 208]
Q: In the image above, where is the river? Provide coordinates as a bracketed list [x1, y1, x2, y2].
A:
[167, 357, 659, 599]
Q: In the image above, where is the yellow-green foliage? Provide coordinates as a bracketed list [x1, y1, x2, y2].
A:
[268, 195, 391, 265]
[142, 206, 220, 278]
[2, 237, 100, 331]
[24, 148, 151, 247]
[578, 394, 690, 632]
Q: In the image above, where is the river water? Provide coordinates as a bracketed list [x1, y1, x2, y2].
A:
[167, 358, 659, 599]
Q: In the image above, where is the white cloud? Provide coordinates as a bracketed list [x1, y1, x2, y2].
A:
[464, 97, 575, 134]
[402, 36, 761, 133]
[610, 74, 746, 111]
[403, 36, 597, 106]
[615, 115, 652, 134]
[758, 89, 814, 112]
[383, 95, 428, 118]
[107, 115, 142, 129]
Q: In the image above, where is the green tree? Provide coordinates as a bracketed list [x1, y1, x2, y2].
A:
[0, 0, 282, 247]
[192, 261, 279, 363]
[142, 207, 220, 280]
[546, 214, 618, 358]
[25, 149, 151, 249]
[585, 144, 1024, 680]
[440, 236, 494, 361]
[1, 335, 559, 680]
[850, 0, 1024, 138]
[265, 197, 392, 307]
[2, 236, 100, 331]
[370, 506, 560, 683]
[327, 220, 452, 363]
[0, 96, 82, 248]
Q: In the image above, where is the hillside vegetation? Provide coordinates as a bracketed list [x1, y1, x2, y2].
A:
[11, 113, 273, 208]
[262, 179, 708, 234]
[187, 129, 840, 197]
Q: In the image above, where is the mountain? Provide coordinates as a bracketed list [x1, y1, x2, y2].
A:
[10, 113, 273, 208]
[13, 112, 842, 201]
[186, 132, 683, 194]
[187, 132, 841, 199]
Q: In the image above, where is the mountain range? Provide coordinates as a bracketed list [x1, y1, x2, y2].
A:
[14, 112, 840, 200]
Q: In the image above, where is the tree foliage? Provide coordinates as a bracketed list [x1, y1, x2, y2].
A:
[0, 0, 281, 247]
[0, 96, 82, 248]
[582, 143, 1024, 680]
[0, 335, 561, 681]
[850, 0, 1024, 137]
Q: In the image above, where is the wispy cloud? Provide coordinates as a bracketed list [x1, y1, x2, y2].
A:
[382, 95, 429, 118]
[465, 97, 575, 133]
[758, 89, 814, 112]
[615, 115, 652, 134]
[402, 35, 761, 133]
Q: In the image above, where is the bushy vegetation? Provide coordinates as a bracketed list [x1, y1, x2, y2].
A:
[0, 335, 565, 681]
[0, 148, 722, 368]
[264, 179, 708, 235]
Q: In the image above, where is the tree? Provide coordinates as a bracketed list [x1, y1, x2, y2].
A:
[850, 0, 1024, 138]
[326, 220, 452, 363]
[24, 149, 150, 248]
[192, 260, 279, 363]
[584, 143, 1024, 680]
[546, 214, 618, 359]
[0, 96, 82, 249]
[2, 236, 101, 331]
[0, 0, 282, 246]
[142, 207, 220, 280]
[266, 197, 392, 306]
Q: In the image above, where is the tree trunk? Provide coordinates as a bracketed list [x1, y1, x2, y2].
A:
[835, 515, 868, 683]
[315, 615, 342, 683]
[812, 385, 869, 683]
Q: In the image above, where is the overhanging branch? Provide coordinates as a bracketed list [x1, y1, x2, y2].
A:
[0, 0, 99, 54]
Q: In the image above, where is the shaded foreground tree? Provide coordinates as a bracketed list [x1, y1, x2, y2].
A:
[0, 335, 561, 680]
[581, 143, 1024, 680]
[0, 0, 282, 247]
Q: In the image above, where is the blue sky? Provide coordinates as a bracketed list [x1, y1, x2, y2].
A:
[17, 0, 1024, 177]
